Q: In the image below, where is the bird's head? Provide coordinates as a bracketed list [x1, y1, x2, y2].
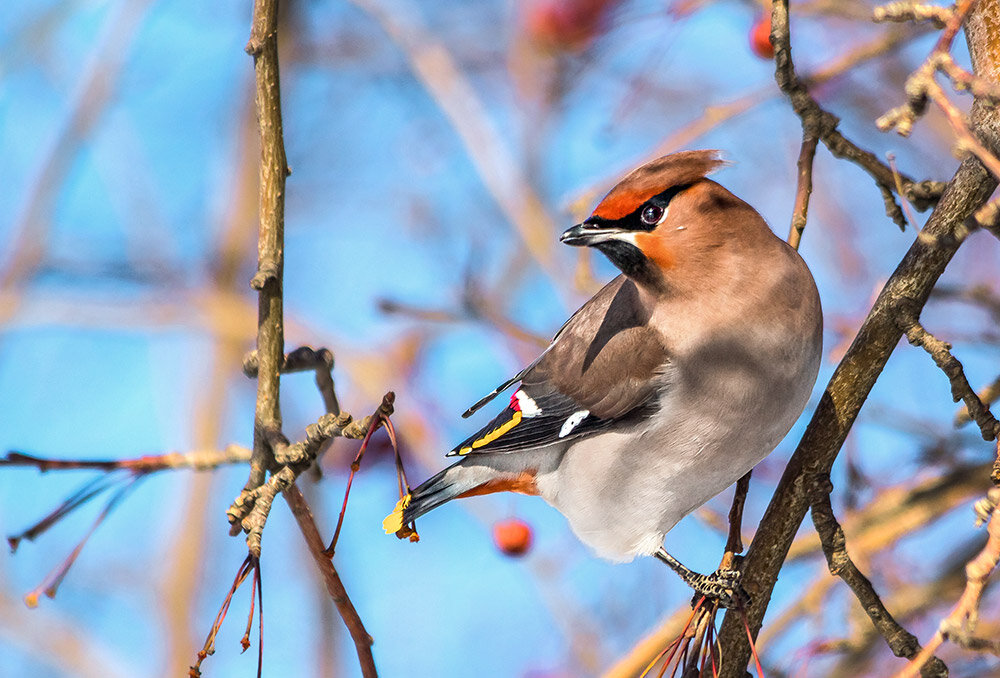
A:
[562, 150, 766, 292]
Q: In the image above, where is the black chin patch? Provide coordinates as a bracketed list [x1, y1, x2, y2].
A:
[593, 240, 661, 288]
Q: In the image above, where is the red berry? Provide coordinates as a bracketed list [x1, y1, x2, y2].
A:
[750, 13, 774, 59]
[493, 518, 533, 557]
[522, 0, 617, 52]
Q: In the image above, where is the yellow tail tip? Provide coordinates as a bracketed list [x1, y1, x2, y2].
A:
[383, 494, 411, 535]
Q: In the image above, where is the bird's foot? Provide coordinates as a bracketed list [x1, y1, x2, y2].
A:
[687, 568, 748, 609]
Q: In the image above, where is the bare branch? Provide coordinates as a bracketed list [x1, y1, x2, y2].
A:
[807, 474, 947, 676]
[244, 0, 290, 497]
[243, 346, 340, 416]
[724, 471, 752, 558]
[1, 446, 251, 473]
[716, 0, 1000, 671]
[788, 133, 819, 249]
[788, 461, 993, 562]
[771, 0, 936, 229]
[227, 394, 393, 556]
[874, 2, 951, 27]
[283, 486, 377, 678]
[893, 488, 1000, 677]
[898, 306, 1000, 442]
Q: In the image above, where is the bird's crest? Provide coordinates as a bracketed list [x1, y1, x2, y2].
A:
[591, 150, 727, 220]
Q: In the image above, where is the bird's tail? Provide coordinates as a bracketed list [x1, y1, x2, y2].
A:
[382, 461, 478, 536]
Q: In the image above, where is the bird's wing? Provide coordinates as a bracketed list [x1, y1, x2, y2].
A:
[450, 277, 672, 456]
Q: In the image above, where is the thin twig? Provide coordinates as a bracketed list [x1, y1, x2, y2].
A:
[874, 2, 951, 27]
[898, 305, 1000, 442]
[243, 0, 290, 500]
[283, 486, 377, 678]
[324, 410, 387, 556]
[243, 346, 340, 416]
[227, 395, 392, 556]
[771, 0, 934, 229]
[564, 25, 940, 218]
[787, 461, 994, 562]
[788, 133, 818, 249]
[724, 471, 752, 558]
[807, 473, 947, 675]
[893, 488, 1000, 677]
[190, 554, 260, 677]
[1, 446, 251, 473]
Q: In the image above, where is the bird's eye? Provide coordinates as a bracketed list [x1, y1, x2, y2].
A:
[640, 204, 664, 225]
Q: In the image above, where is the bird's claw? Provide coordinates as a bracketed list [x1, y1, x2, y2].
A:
[689, 568, 749, 609]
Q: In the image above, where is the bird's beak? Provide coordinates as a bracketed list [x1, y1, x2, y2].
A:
[560, 222, 626, 247]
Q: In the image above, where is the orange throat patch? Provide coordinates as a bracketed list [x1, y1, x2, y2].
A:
[634, 231, 675, 270]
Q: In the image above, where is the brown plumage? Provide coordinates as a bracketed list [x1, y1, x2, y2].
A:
[385, 151, 822, 602]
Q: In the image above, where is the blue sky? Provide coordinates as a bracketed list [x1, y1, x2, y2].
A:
[2, 1, 998, 676]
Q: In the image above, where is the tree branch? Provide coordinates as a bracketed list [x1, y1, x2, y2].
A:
[715, 1, 1000, 672]
[244, 0, 290, 498]
[770, 0, 940, 227]
[893, 488, 1000, 677]
[243, 346, 340, 417]
[283, 486, 377, 678]
[226, 394, 392, 556]
[898, 307, 1000, 442]
[788, 132, 818, 249]
[807, 473, 947, 676]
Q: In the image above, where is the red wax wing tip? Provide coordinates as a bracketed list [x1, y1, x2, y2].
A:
[493, 518, 533, 557]
[750, 13, 774, 59]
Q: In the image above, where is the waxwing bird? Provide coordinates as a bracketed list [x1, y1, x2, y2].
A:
[384, 150, 822, 604]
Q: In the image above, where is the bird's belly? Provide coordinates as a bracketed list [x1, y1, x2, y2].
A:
[534, 387, 807, 562]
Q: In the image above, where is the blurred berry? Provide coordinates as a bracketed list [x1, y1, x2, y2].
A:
[750, 12, 774, 59]
[522, 0, 618, 52]
[493, 517, 533, 557]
